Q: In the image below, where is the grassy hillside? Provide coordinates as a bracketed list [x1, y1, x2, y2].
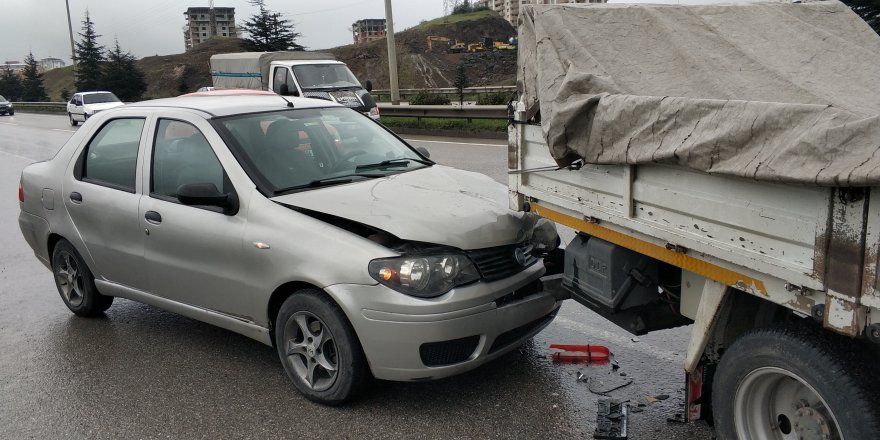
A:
[38, 10, 516, 101]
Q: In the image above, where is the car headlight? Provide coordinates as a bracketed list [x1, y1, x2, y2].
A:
[530, 218, 559, 253]
[368, 253, 480, 298]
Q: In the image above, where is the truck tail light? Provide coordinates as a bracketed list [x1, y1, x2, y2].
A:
[18, 179, 23, 202]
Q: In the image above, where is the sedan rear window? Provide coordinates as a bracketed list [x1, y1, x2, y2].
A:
[83, 92, 121, 104]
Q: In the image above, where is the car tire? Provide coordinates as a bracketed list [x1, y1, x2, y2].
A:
[712, 322, 880, 440]
[275, 289, 368, 405]
[8, 110, 12, 116]
[51, 239, 113, 317]
[69, 113, 78, 126]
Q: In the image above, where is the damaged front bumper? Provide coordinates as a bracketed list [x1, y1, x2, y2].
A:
[326, 263, 566, 381]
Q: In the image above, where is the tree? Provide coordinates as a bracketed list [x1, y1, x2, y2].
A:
[21, 52, 48, 102]
[60, 88, 71, 101]
[102, 40, 146, 101]
[453, 63, 468, 106]
[75, 11, 106, 91]
[242, 0, 304, 51]
[0, 66, 22, 101]
[842, 0, 880, 34]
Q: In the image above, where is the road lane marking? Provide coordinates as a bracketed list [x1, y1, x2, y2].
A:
[0, 149, 38, 162]
[51, 129, 77, 133]
[403, 138, 504, 147]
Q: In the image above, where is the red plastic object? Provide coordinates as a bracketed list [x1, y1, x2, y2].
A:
[550, 344, 610, 363]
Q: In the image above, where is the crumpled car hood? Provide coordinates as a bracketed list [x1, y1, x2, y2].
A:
[271, 165, 529, 250]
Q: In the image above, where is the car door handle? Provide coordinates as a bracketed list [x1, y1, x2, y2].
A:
[145, 210, 162, 224]
[69, 192, 82, 203]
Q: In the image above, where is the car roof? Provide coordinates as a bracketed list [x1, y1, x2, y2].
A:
[181, 89, 275, 97]
[75, 91, 116, 95]
[127, 94, 343, 117]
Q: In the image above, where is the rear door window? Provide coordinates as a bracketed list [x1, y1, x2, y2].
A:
[80, 118, 145, 192]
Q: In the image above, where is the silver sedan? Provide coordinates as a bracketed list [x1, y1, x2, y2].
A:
[18, 94, 562, 404]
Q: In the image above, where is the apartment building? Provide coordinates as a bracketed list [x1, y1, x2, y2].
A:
[352, 18, 387, 45]
[184, 7, 238, 50]
[39, 57, 66, 71]
[487, 0, 606, 25]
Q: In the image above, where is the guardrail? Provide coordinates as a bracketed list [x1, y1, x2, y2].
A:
[14, 102, 67, 112]
[372, 86, 516, 97]
[12, 101, 510, 121]
[378, 104, 508, 120]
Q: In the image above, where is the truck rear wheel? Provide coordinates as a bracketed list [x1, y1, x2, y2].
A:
[712, 323, 879, 440]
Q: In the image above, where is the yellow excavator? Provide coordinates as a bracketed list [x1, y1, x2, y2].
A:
[426, 36, 451, 52]
[467, 42, 486, 53]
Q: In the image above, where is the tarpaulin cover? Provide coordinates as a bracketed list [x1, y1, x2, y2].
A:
[518, 1, 880, 186]
[210, 52, 336, 90]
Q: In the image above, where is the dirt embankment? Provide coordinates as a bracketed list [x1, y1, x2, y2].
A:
[40, 11, 516, 101]
[330, 11, 517, 89]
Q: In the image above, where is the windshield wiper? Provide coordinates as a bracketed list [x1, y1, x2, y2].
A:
[274, 173, 383, 195]
[354, 158, 433, 173]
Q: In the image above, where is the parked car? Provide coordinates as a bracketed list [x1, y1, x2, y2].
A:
[0, 95, 13, 116]
[18, 94, 563, 404]
[66, 91, 125, 126]
[195, 86, 215, 92]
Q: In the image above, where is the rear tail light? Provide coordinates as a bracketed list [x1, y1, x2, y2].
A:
[18, 179, 23, 202]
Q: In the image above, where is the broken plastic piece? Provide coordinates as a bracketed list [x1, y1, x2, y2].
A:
[594, 399, 628, 439]
[550, 344, 610, 363]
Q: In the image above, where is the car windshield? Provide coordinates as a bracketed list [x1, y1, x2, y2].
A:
[0, 95, 6, 102]
[216, 107, 430, 194]
[83, 92, 121, 104]
[292, 64, 361, 90]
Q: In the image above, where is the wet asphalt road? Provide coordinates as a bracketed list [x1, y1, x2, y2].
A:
[0, 113, 714, 439]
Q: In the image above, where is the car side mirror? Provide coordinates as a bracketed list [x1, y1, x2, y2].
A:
[364, 80, 373, 92]
[416, 146, 431, 158]
[279, 83, 290, 96]
[177, 183, 237, 214]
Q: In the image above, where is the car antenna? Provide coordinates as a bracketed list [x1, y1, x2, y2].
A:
[278, 94, 295, 108]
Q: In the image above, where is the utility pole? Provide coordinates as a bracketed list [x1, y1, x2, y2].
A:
[383, 0, 400, 105]
[65, 0, 77, 79]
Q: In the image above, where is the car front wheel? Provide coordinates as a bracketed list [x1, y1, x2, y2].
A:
[51, 239, 113, 316]
[275, 289, 368, 405]
[69, 113, 78, 126]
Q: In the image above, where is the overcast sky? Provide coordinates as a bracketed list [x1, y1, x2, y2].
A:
[1, 0, 447, 63]
[2, 0, 734, 64]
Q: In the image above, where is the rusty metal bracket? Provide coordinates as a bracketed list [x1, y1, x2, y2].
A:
[665, 243, 688, 254]
[785, 282, 813, 296]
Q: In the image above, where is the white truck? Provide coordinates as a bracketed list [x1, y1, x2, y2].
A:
[210, 52, 380, 119]
[511, 2, 880, 438]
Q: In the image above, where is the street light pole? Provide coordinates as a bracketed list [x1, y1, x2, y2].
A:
[65, 0, 77, 78]
[383, 0, 400, 105]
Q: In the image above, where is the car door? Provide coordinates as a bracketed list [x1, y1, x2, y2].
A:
[74, 95, 86, 120]
[63, 115, 148, 289]
[140, 115, 251, 317]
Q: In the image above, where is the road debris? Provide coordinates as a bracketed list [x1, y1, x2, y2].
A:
[588, 378, 634, 396]
[550, 344, 610, 364]
[594, 399, 629, 439]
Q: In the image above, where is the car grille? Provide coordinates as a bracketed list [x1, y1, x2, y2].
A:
[467, 242, 538, 282]
[419, 335, 480, 367]
[489, 312, 556, 354]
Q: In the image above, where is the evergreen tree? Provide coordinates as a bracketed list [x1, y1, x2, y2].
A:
[21, 52, 48, 102]
[0, 66, 23, 101]
[102, 40, 146, 101]
[60, 88, 71, 101]
[242, 0, 304, 51]
[453, 63, 468, 106]
[75, 11, 106, 91]
[842, 0, 880, 34]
